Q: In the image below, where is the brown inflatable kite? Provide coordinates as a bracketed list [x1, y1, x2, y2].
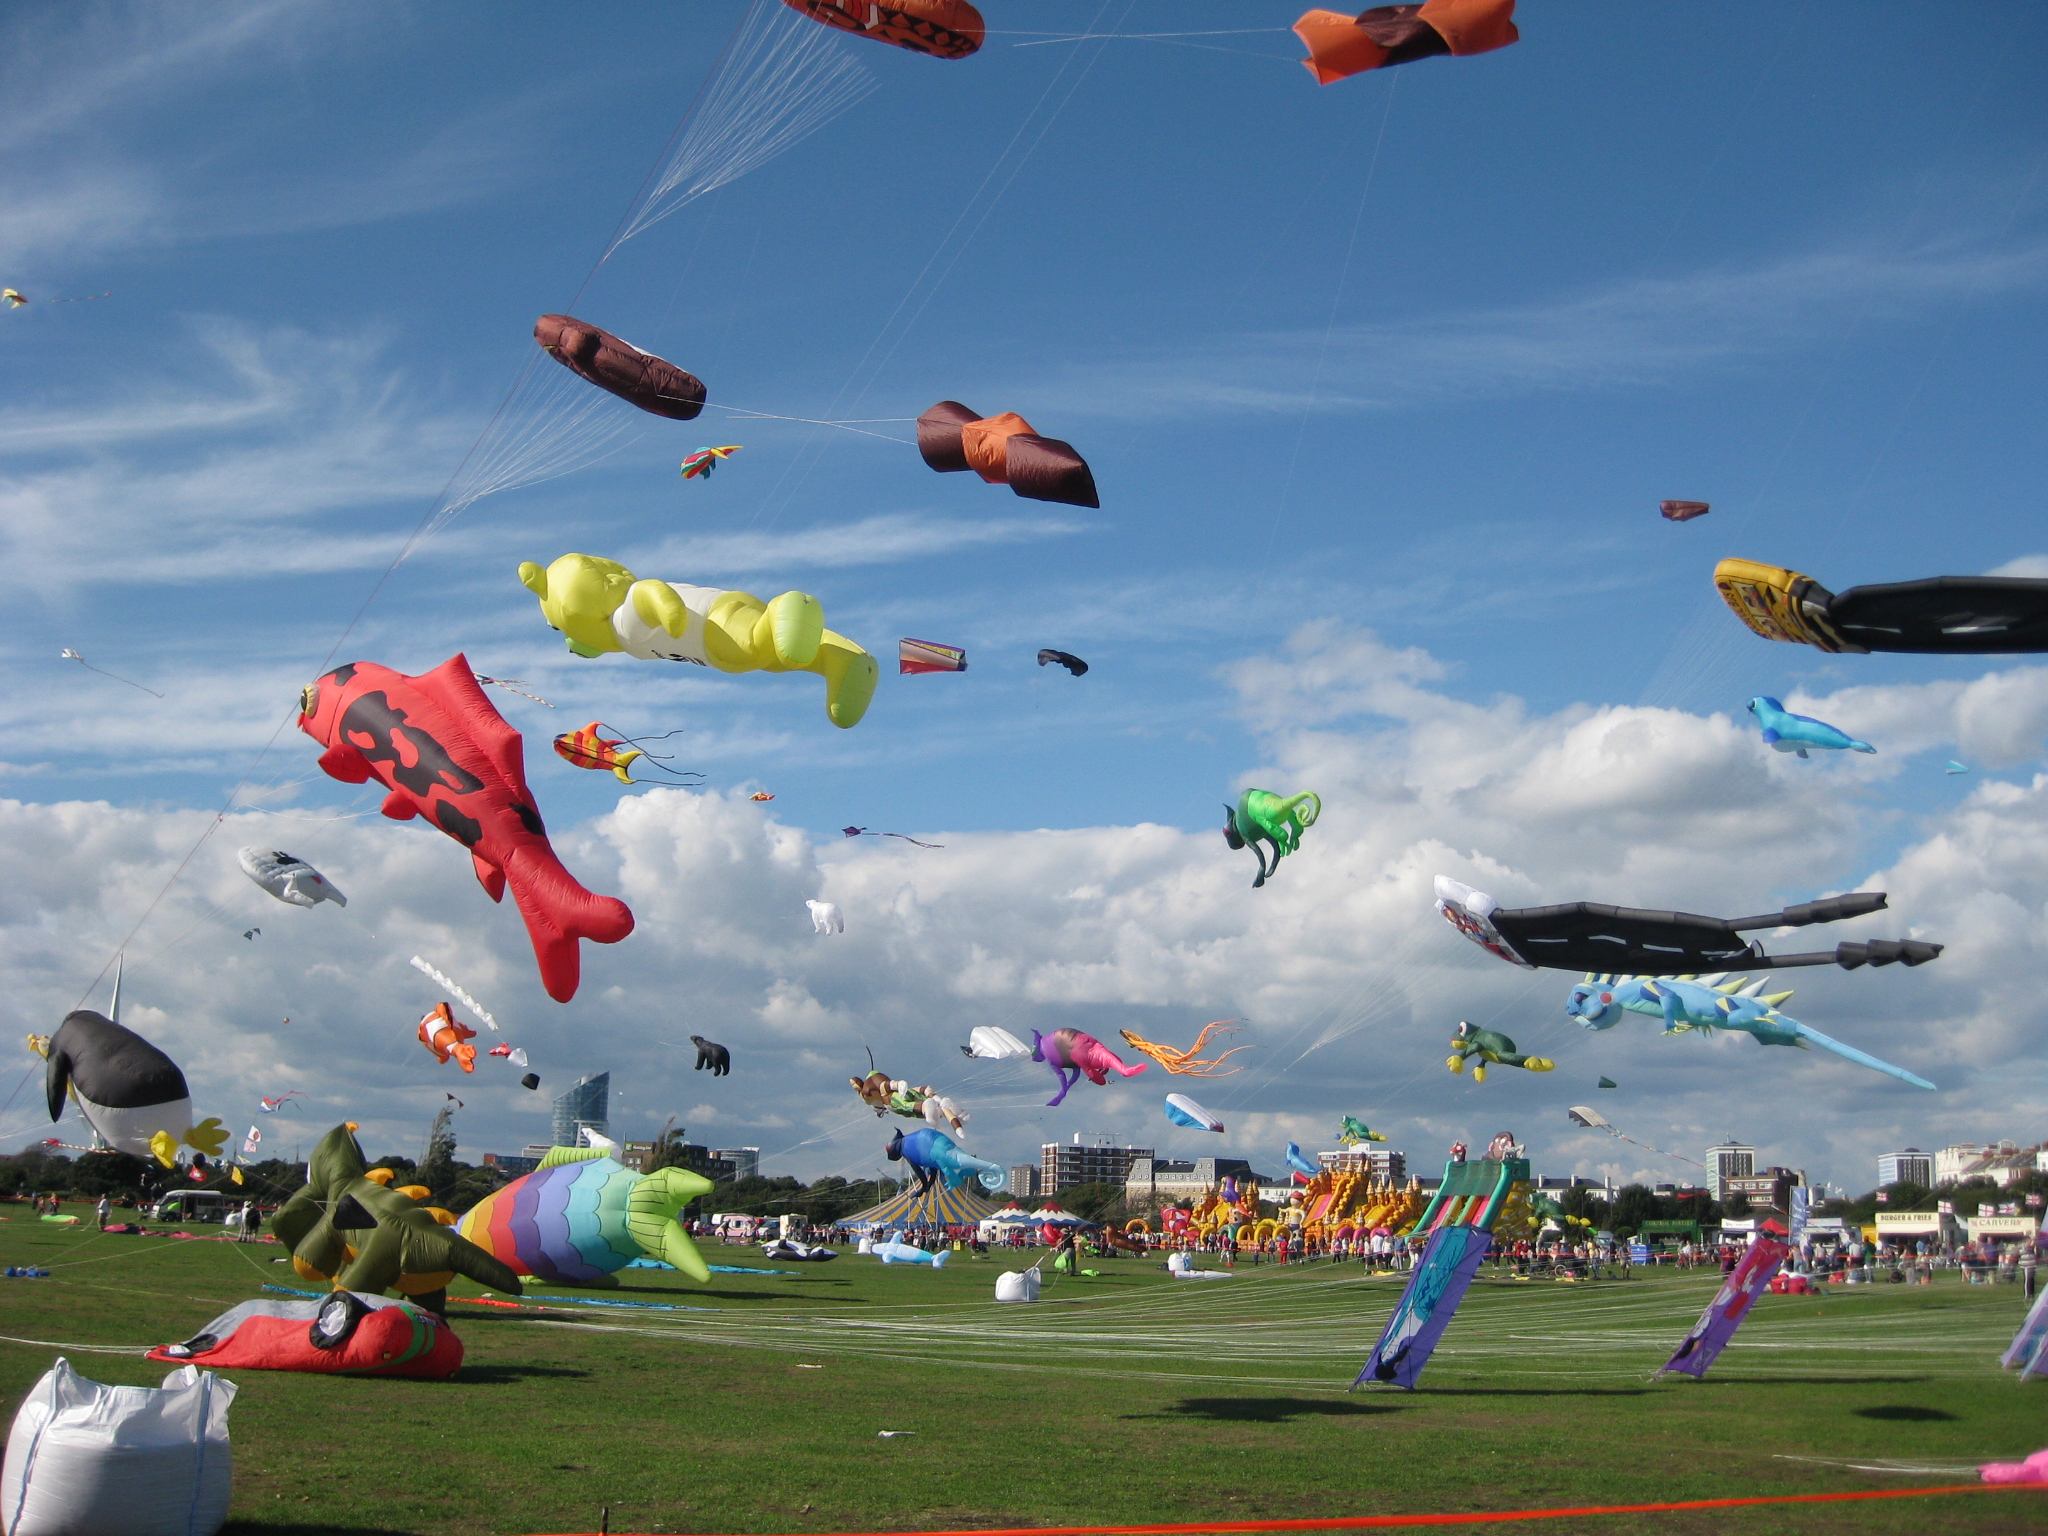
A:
[535, 314, 705, 421]
[1294, 0, 1518, 86]
[780, 0, 984, 60]
[917, 401, 1098, 508]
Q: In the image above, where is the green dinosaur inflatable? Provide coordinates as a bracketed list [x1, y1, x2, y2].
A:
[271, 1123, 523, 1312]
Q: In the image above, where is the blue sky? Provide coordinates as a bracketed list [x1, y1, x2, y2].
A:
[3, 2, 2046, 1189]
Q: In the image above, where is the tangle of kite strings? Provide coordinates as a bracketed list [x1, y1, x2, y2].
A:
[409, 955, 500, 1033]
[410, 0, 877, 552]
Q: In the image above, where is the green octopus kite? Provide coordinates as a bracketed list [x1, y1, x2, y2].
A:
[272, 1122, 523, 1311]
[1221, 788, 1321, 888]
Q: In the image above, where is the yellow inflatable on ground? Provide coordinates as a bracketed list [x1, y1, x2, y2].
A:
[517, 553, 878, 728]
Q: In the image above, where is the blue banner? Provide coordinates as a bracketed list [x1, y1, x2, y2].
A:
[1354, 1226, 1490, 1390]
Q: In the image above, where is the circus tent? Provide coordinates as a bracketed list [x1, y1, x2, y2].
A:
[842, 1181, 997, 1230]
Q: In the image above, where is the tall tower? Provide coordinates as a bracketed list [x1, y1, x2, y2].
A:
[551, 1072, 610, 1148]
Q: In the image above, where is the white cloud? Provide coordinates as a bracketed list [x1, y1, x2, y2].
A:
[631, 511, 1089, 579]
[1035, 231, 2048, 421]
[6, 623, 2046, 1193]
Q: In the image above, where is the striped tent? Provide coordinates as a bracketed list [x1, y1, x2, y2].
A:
[845, 1181, 997, 1230]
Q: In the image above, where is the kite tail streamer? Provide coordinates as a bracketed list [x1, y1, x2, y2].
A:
[409, 956, 500, 1032]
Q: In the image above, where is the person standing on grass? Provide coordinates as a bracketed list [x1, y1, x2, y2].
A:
[95, 1195, 110, 1230]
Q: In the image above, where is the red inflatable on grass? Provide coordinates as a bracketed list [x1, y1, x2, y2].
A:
[297, 654, 633, 1002]
[149, 1292, 463, 1379]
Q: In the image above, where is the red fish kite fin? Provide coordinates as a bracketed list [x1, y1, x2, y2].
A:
[473, 850, 506, 903]
[381, 790, 418, 822]
[502, 845, 634, 1004]
[318, 742, 375, 784]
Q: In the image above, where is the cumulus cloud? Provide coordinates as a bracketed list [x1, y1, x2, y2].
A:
[4, 623, 2044, 1195]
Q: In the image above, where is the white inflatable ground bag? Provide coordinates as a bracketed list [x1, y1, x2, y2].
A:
[995, 1268, 1041, 1303]
[2, 1357, 235, 1536]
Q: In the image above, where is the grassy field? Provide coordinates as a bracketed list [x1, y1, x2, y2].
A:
[1, 1208, 2044, 1536]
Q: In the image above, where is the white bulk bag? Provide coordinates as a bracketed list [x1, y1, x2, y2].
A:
[995, 1267, 1041, 1303]
[2, 1358, 235, 1536]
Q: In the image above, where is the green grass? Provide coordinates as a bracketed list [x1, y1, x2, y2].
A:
[2, 1206, 2045, 1536]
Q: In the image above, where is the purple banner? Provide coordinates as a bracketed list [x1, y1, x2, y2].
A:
[1355, 1225, 1490, 1390]
[1657, 1237, 1788, 1378]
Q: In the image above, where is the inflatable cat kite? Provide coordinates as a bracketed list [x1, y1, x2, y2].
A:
[297, 655, 633, 1002]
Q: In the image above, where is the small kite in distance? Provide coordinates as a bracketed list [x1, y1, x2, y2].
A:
[239, 847, 347, 909]
[680, 445, 741, 479]
[257, 1093, 303, 1114]
[1568, 1105, 1705, 1167]
[843, 826, 943, 848]
[1118, 1021, 1248, 1076]
[553, 722, 703, 785]
[2, 290, 22, 307]
[1597, 1076, 1617, 1089]
[474, 675, 554, 707]
[1661, 501, 1710, 522]
[1037, 649, 1088, 676]
[1222, 789, 1320, 889]
[690, 1036, 731, 1076]
[520, 1072, 540, 1090]
[1294, 0, 1518, 86]
[961, 1026, 1031, 1060]
[61, 648, 162, 697]
[1946, 761, 1969, 775]
[807, 899, 844, 934]
[1163, 1093, 1223, 1133]
[242, 929, 260, 941]
[749, 791, 776, 801]
[900, 638, 967, 674]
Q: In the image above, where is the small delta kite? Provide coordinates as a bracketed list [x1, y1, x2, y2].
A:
[681, 445, 741, 480]
[900, 637, 966, 674]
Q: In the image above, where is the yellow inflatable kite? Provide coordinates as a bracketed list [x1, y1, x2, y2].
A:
[517, 553, 878, 728]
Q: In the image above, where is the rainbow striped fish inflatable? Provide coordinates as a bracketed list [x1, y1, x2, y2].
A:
[458, 1144, 712, 1286]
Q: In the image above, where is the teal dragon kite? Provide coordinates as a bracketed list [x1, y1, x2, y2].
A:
[1221, 788, 1321, 889]
[1564, 974, 1934, 1090]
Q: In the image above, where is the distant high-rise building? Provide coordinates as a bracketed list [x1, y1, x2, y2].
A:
[1879, 1148, 1933, 1189]
[713, 1148, 760, 1182]
[551, 1072, 609, 1149]
[1040, 1135, 1152, 1195]
[1319, 1147, 1406, 1183]
[1008, 1165, 1039, 1199]
[1705, 1141, 1755, 1203]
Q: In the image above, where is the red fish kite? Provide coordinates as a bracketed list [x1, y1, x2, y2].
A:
[554, 723, 643, 784]
[1294, 0, 1517, 86]
[535, 314, 705, 420]
[1661, 500, 1710, 522]
[780, 0, 984, 59]
[298, 655, 634, 1002]
[900, 638, 966, 674]
[917, 401, 1098, 508]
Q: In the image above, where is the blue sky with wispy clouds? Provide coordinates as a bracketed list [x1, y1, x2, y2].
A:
[3, 2, 2045, 1187]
